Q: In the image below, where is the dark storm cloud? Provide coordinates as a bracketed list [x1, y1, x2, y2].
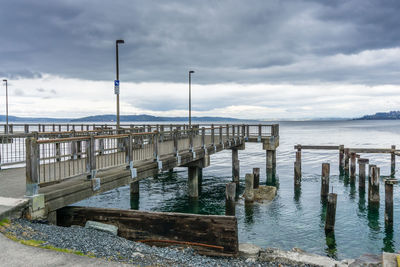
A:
[0, 0, 399, 84]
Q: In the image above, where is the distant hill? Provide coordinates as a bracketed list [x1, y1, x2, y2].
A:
[0, 114, 245, 123]
[70, 114, 244, 122]
[356, 111, 400, 120]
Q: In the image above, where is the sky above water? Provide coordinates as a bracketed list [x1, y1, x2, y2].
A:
[1, 0, 400, 119]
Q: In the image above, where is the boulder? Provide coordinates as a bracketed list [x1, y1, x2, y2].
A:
[253, 186, 277, 203]
[239, 243, 261, 259]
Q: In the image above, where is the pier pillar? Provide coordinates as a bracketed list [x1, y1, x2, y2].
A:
[358, 158, 369, 191]
[321, 163, 330, 199]
[266, 150, 274, 170]
[339, 145, 345, 174]
[263, 135, 279, 176]
[225, 182, 236, 216]
[253, 168, 260, 189]
[384, 179, 397, 225]
[344, 148, 350, 176]
[325, 193, 337, 232]
[244, 173, 254, 203]
[391, 145, 395, 177]
[350, 152, 356, 181]
[130, 181, 140, 210]
[294, 146, 301, 186]
[368, 165, 380, 203]
[130, 181, 139, 196]
[188, 166, 200, 198]
[232, 148, 240, 185]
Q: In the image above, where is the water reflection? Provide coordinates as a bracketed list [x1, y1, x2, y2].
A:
[130, 194, 139, 210]
[320, 198, 327, 226]
[358, 189, 366, 214]
[244, 202, 254, 225]
[367, 202, 380, 234]
[325, 230, 337, 259]
[294, 186, 302, 209]
[382, 223, 395, 253]
[267, 169, 279, 188]
[349, 181, 356, 200]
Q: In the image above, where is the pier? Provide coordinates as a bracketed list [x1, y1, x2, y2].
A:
[0, 123, 279, 223]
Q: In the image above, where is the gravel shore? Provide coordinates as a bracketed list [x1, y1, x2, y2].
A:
[1, 218, 297, 267]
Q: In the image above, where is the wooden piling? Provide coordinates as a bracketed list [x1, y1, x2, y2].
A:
[344, 148, 350, 175]
[350, 152, 356, 181]
[244, 174, 254, 203]
[225, 182, 236, 216]
[130, 181, 139, 196]
[358, 158, 369, 191]
[232, 148, 240, 185]
[294, 146, 301, 186]
[188, 166, 200, 198]
[321, 163, 330, 198]
[325, 193, 337, 232]
[384, 179, 397, 225]
[391, 145, 396, 177]
[339, 145, 344, 173]
[253, 168, 260, 189]
[368, 165, 380, 203]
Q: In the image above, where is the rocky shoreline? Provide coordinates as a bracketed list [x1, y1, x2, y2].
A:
[0, 218, 396, 266]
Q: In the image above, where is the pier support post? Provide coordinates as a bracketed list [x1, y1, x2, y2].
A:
[321, 163, 330, 199]
[266, 150, 273, 170]
[130, 181, 139, 196]
[339, 145, 344, 174]
[130, 181, 140, 210]
[384, 179, 397, 225]
[368, 165, 380, 203]
[358, 158, 369, 191]
[294, 146, 301, 186]
[188, 166, 200, 198]
[253, 168, 260, 189]
[350, 152, 356, 181]
[263, 134, 279, 176]
[225, 182, 236, 216]
[325, 193, 337, 232]
[244, 173, 254, 203]
[232, 148, 240, 185]
[391, 145, 395, 177]
[344, 148, 350, 176]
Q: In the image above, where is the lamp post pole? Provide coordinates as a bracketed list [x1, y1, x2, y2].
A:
[116, 39, 125, 130]
[188, 70, 195, 128]
[3, 79, 8, 134]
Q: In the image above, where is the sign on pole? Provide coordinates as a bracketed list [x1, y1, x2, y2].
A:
[114, 80, 120, 95]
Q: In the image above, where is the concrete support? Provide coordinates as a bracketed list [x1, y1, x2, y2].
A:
[244, 173, 254, 203]
[130, 181, 140, 210]
[321, 163, 330, 199]
[253, 168, 260, 189]
[130, 181, 139, 196]
[188, 166, 200, 198]
[225, 182, 236, 216]
[232, 148, 240, 185]
[266, 150, 274, 170]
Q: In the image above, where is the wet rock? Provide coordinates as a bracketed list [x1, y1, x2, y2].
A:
[243, 186, 276, 203]
[259, 247, 343, 267]
[239, 243, 261, 259]
[382, 252, 399, 267]
[349, 254, 382, 267]
[84, 220, 118, 236]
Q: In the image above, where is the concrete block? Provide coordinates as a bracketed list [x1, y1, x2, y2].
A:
[382, 252, 399, 267]
[31, 194, 45, 212]
[239, 243, 261, 259]
[85, 220, 118, 236]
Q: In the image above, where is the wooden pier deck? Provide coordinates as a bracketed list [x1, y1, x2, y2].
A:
[0, 123, 279, 222]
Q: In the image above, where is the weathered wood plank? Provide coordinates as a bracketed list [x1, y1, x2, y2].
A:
[57, 206, 238, 257]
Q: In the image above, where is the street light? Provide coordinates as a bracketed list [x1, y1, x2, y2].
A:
[2, 79, 8, 134]
[115, 39, 125, 129]
[188, 70, 195, 128]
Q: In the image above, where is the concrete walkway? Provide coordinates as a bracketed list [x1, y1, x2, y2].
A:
[0, 233, 131, 267]
[0, 167, 29, 220]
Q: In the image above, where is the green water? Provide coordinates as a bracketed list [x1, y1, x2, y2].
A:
[76, 120, 400, 259]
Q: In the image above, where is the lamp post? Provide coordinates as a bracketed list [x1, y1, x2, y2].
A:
[2, 79, 8, 134]
[188, 70, 195, 128]
[115, 39, 125, 130]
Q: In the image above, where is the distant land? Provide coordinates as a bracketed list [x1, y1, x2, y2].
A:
[0, 114, 246, 123]
[356, 111, 400, 120]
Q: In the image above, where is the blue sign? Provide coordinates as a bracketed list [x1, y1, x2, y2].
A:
[114, 80, 120, 95]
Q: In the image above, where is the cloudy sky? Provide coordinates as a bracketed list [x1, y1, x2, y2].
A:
[1, 0, 400, 119]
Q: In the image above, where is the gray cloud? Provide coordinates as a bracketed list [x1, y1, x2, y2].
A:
[0, 0, 399, 85]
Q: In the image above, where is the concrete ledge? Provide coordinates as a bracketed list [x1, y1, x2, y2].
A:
[0, 197, 29, 221]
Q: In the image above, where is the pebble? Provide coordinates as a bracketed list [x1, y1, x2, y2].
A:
[3, 219, 299, 267]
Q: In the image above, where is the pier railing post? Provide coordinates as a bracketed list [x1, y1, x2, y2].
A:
[325, 193, 337, 232]
[391, 145, 395, 177]
[173, 129, 179, 156]
[125, 134, 133, 164]
[211, 124, 215, 145]
[201, 127, 205, 148]
[153, 131, 159, 161]
[225, 182, 236, 216]
[189, 128, 194, 151]
[86, 135, 96, 179]
[25, 137, 39, 196]
[368, 165, 380, 203]
[24, 124, 29, 133]
[246, 125, 250, 139]
[321, 163, 330, 199]
[219, 126, 223, 144]
[226, 124, 230, 140]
